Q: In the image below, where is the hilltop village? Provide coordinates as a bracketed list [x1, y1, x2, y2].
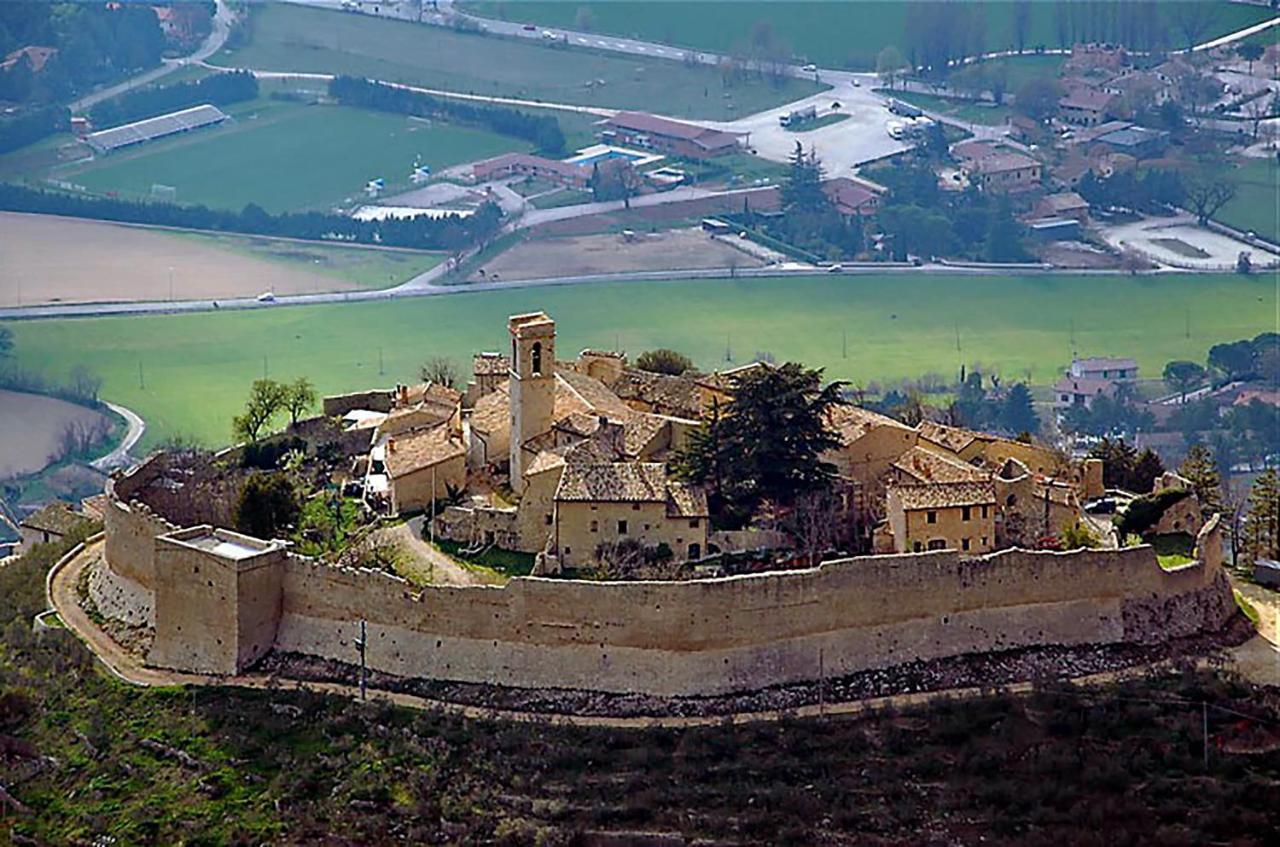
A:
[325, 311, 1198, 572]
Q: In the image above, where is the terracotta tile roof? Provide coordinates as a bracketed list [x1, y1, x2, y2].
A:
[472, 352, 509, 377]
[891, 447, 988, 484]
[666, 481, 709, 518]
[384, 425, 465, 479]
[20, 502, 88, 536]
[825, 405, 908, 445]
[609, 368, 704, 419]
[556, 370, 634, 420]
[473, 152, 589, 181]
[973, 151, 1039, 174]
[525, 449, 568, 476]
[893, 481, 995, 510]
[469, 380, 509, 435]
[606, 112, 740, 151]
[623, 413, 669, 456]
[1059, 87, 1115, 112]
[556, 461, 668, 502]
[916, 421, 984, 454]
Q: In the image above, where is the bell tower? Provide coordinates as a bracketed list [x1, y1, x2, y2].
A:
[508, 312, 556, 491]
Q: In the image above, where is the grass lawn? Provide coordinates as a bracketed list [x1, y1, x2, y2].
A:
[434, 538, 536, 579]
[169, 231, 443, 290]
[5, 271, 1274, 451]
[1151, 532, 1197, 569]
[878, 90, 1012, 126]
[463, 1, 1269, 70]
[787, 112, 850, 132]
[60, 98, 522, 213]
[220, 3, 821, 120]
[528, 186, 594, 209]
[1217, 157, 1280, 244]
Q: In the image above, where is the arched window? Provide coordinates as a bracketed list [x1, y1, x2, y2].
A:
[1006, 493, 1017, 507]
[531, 341, 542, 376]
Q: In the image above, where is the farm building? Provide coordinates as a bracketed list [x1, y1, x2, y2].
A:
[600, 112, 742, 159]
[472, 153, 591, 188]
[84, 104, 229, 153]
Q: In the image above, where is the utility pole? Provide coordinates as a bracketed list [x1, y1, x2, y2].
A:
[355, 618, 368, 701]
[378, 346, 385, 376]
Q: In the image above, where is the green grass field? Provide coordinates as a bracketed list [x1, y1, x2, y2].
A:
[5, 272, 1273, 451]
[61, 98, 522, 213]
[1217, 157, 1280, 244]
[169, 231, 443, 290]
[464, 1, 1270, 70]
[219, 3, 821, 120]
[879, 91, 1012, 126]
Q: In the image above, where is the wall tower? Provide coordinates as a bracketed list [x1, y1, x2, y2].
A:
[508, 312, 556, 491]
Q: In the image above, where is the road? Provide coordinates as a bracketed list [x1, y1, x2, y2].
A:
[69, 0, 235, 113]
[90, 401, 146, 472]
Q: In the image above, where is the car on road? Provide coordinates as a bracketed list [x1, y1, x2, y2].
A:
[802, 63, 818, 73]
[522, 24, 536, 31]
[256, 292, 276, 303]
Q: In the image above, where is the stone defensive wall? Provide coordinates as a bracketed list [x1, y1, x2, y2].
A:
[97, 456, 1236, 698]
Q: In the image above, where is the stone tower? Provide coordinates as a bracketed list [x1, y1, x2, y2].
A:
[508, 312, 556, 492]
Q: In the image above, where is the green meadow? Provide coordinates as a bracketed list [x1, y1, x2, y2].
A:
[1218, 157, 1280, 244]
[219, 3, 822, 120]
[63, 98, 522, 213]
[6, 271, 1272, 450]
[463, 1, 1271, 69]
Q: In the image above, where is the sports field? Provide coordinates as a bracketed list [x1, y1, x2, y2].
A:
[463, 1, 1270, 69]
[219, 3, 822, 120]
[5, 272, 1272, 450]
[62, 99, 522, 213]
[0, 212, 442, 306]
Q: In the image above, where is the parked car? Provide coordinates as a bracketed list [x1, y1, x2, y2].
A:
[256, 291, 276, 303]
[802, 63, 818, 73]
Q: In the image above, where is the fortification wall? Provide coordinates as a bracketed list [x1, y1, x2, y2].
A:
[274, 528, 1233, 697]
[99, 466, 1236, 698]
[103, 462, 176, 593]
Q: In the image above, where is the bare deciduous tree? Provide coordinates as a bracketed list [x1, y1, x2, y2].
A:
[421, 356, 459, 388]
[1184, 179, 1237, 226]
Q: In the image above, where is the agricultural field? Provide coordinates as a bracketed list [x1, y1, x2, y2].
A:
[463, 1, 1270, 70]
[219, 3, 822, 120]
[0, 389, 111, 479]
[0, 212, 442, 306]
[59, 98, 522, 213]
[5, 271, 1273, 450]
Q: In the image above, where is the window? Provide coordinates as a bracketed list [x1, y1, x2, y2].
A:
[927, 539, 947, 551]
[617, 520, 628, 535]
[981, 505, 989, 519]
[962, 538, 971, 551]
[531, 341, 542, 376]
[632, 503, 641, 511]
[689, 543, 701, 559]
[689, 519, 699, 529]
[913, 541, 922, 552]
[926, 510, 937, 524]
[590, 520, 598, 533]
[962, 506, 971, 521]
[1006, 493, 1017, 507]
[544, 514, 552, 526]
[981, 536, 988, 547]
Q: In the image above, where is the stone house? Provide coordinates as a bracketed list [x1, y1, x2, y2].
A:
[601, 111, 742, 159]
[551, 460, 709, 568]
[967, 151, 1043, 194]
[1059, 88, 1117, 126]
[19, 502, 88, 551]
[380, 425, 467, 515]
[1033, 191, 1090, 223]
[884, 481, 997, 554]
